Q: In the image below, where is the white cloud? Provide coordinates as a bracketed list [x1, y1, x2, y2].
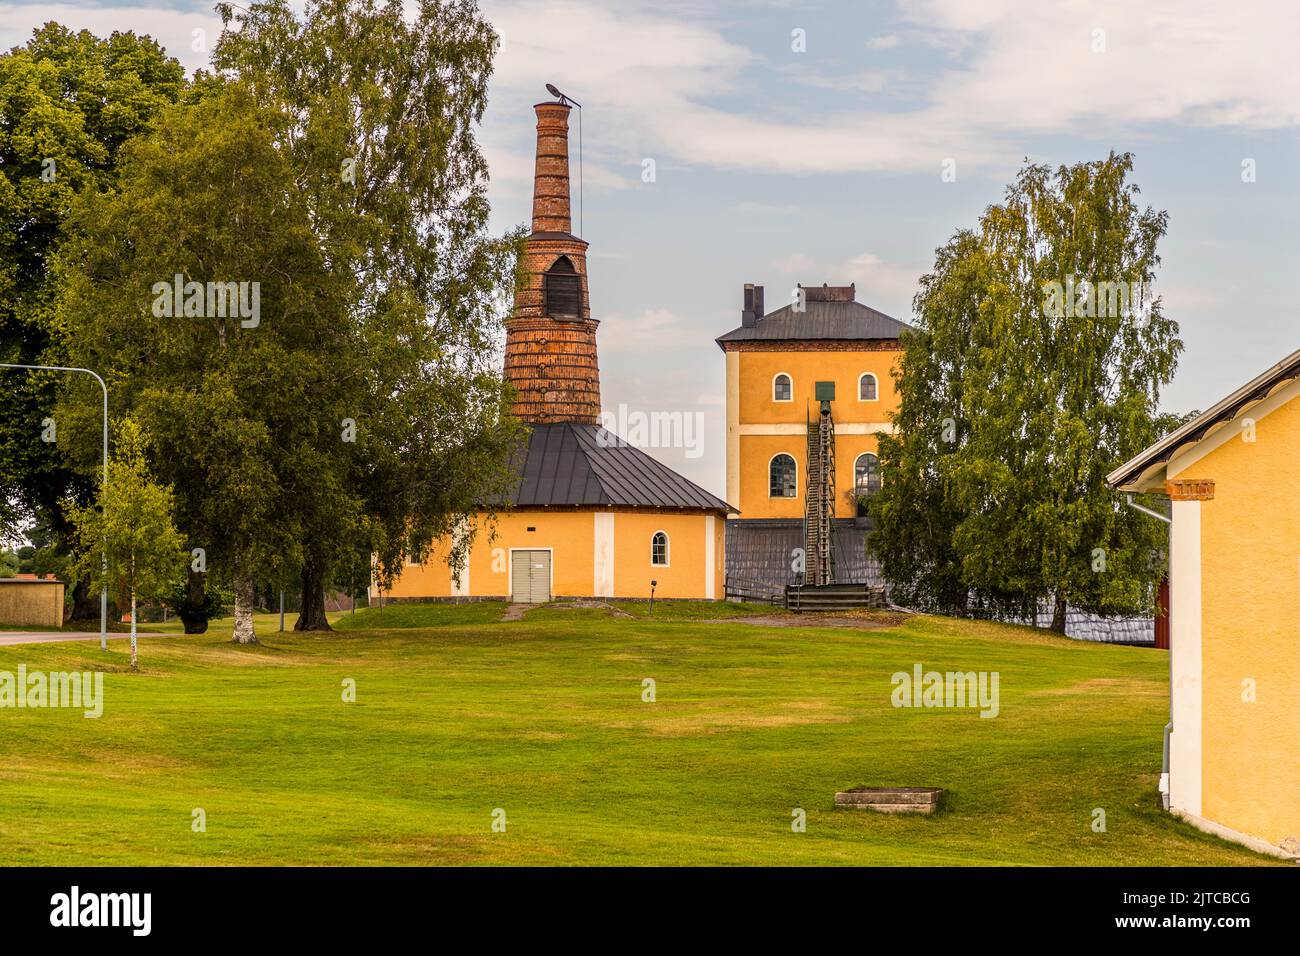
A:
[769, 252, 820, 274]
[482, 0, 1300, 179]
[10, 0, 1300, 182]
[597, 307, 699, 354]
[0, 3, 223, 73]
[1152, 280, 1225, 312]
[904, 0, 1300, 133]
[843, 252, 924, 305]
[769, 250, 922, 307]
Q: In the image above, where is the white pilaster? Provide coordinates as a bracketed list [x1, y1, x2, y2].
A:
[726, 351, 740, 513]
[594, 512, 615, 597]
[1168, 498, 1203, 816]
[704, 514, 716, 600]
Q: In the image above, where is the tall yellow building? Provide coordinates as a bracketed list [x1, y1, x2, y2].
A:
[377, 90, 729, 605]
[1109, 348, 1300, 859]
[716, 284, 910, 590]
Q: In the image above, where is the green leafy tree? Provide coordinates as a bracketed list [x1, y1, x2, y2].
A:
[54, 82, 342, 644]
[67, 418, 184, 668]
[0, 24, 185, 613]
[21, 516, 72, 582]
[872, 153, 1182, 631]
[212, 0, 524, 629]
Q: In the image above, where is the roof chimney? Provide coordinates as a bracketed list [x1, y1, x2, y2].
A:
[742, 283, 764, 327]
[802, 283, 856, 303]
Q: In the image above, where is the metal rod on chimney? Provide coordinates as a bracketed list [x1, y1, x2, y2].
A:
[578, 106, 583, 238]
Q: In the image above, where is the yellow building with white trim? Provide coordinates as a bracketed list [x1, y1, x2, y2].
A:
[379, 466, 725, 603]
[1109, 348, 1300, 858]
[375, 91, 729, 606]
[716, 282, 909, 589]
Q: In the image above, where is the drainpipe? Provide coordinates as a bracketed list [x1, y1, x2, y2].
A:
[1160, 721, 1172, 809]
[1125, 493, 1173, 809]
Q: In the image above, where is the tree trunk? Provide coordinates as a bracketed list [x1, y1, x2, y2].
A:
[180, 567, 210, 634]
[232, 569, 258, 644]
[130, 587, 138, 671]
[1050, 593, 1068, 634]
[69, 573, 100, 621]
[294, 556, 333, 631]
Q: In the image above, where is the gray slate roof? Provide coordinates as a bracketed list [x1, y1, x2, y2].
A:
[502, 423, 731, 512]
[716, 299, 911, 344]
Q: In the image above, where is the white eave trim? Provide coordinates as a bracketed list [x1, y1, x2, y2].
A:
[1107, 345, 1300, 492]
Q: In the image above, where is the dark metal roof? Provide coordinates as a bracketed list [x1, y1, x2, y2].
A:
[724, 518, 885, 587]
[500, 423, 731, 512]
[1107, 345, 1300, 491]
[528, 231, 588, 246]
[716, 299, 912, 345]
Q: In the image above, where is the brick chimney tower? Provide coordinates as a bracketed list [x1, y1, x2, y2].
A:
[503, 96, 601, 424]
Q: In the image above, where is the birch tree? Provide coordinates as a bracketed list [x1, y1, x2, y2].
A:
[68, 418, 184, 669]
[872, 153, 1183, 630]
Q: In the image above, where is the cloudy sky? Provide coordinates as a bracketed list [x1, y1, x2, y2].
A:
[5, 0, 1298, 495]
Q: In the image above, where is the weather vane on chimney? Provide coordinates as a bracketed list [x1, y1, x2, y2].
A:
[544, 83, 579, 107]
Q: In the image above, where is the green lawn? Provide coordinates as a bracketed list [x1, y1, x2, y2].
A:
[0, 602, 1273, 866]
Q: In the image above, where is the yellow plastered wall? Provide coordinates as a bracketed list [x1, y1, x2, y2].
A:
[611, 511, 721, 600]
[736, 422, 884, 519]
[740, 434, 804, 520]
[379, 508, 723, 601]
[834, 433, 883, 517]
[728, 347, 900, 519]
[1175, 391, 1300, 845]
[737, 350, 900, 424]
[379, 511, 595, 600]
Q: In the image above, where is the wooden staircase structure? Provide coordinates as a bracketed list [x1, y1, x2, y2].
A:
[803, 401, 837, 587]
[787, 388, 889, 613]
[786, 582, 888, 612]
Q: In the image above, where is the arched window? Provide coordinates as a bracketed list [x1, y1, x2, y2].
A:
[854, 453, 880, 516]
[651, 531, 669, 566]
[544, 256, 581, 318]
[858, 372, 878, 401]
[773, 373, 793, 402]
[769, 453, 797, 498]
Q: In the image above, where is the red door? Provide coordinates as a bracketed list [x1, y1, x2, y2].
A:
[1154, 577, 1170, 650]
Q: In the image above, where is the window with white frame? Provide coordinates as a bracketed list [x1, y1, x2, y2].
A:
[858, 372, 878, 401]
[769, 453, 798, 498]
[854, 453, 880, 517]
[773, 373, 793, 402]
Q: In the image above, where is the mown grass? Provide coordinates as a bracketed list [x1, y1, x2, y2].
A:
[0, 601, 1274, 866]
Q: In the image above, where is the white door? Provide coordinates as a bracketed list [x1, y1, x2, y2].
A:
[511, 550, 551, 603]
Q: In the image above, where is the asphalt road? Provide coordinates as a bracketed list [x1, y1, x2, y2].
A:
[0, 631, 126, 646]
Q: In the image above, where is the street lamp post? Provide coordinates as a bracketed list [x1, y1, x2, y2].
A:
[0, 363, 109, 649]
